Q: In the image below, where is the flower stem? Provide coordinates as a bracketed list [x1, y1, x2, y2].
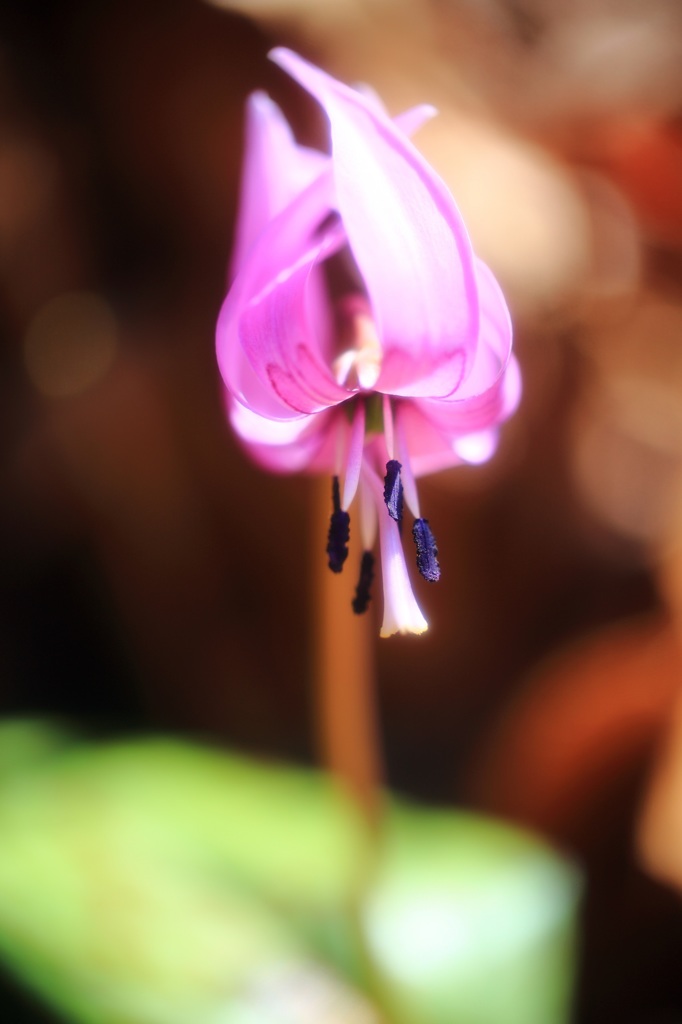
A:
[311, 476, 383, 831]
[311, 476, 399, 1021]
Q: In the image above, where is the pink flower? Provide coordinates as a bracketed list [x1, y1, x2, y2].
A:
[216, 49, 520, 636]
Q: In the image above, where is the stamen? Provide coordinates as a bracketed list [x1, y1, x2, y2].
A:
[382, 394, 395, 459]
[352, 551, 375, 614]
[332, 297, 382, 390]
[355, 314, 382, 389]
[341, 400, 365, 510]
[412, 518, 441, 582]
[332, 349, 356, 386]
[363, 464, 428, 636]
[395, 407, 420, 518]
[383, 459, 403, 523]
[326, 475, 350, 573]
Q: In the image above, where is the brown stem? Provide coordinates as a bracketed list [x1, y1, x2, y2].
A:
[311, 475, 383, 831]
[310, 477, 400, 1023]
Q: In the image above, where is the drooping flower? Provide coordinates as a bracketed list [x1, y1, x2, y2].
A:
[216, 49, 521, 637]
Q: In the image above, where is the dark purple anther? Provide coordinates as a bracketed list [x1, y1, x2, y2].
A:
[383, 459, 404, 522]
[352, 551, 375, 614]
[412, 518, 440, 582]
[326, 475, 350, 573]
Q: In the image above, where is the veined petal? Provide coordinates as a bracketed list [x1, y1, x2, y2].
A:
[270, 48, 479, 400]
[217, 170, 350, 418]
[239, 248, 349, 414]
[230, 91, 329, 278]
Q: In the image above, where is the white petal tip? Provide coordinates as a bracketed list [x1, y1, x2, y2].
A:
[379, 620, 429, 639]
[454, 429, 498, 465]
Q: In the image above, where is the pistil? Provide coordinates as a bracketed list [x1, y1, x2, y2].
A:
[394, 405, 442, 583]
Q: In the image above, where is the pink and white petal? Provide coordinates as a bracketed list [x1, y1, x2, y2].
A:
[455, 259, 514, 400]
[411, 259, 520, 435]
[392, 403, 466, 477]
[398, 361, 519, 475]
[414, 360, 517, 438]
[393, 103, 438, 138]
[238, 245, 350, 414]
[229, 397, 335, 473]
[217, 170, 348, 418]
[227, 338, 309, 423]
[230, 92, 329, 278]
[270, 48, 479, 399]
[352, 82, 389, 118]
[413, 341, 521, 438]
[390, 402, 503, 475]
[356, 84, 437, 138]
[453, 429, 500, 465]
[501, 352, 522, 419]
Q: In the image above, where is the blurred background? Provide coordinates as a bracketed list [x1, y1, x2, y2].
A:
[2, 0, 682, 1021]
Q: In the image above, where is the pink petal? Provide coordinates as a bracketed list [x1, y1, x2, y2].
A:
[454, 260, 514, 399]
[390, 403, 465, 477]
[412, 259, 520, 435]
[229, 396, 337, 473]
[355, 85, 437, 138]
[239, 249, 348, 414]
[270, 48, 479, 400]
[453, 429, 500, 465]
[217, 170, 350, 418]
[230, 92, 329, 278]
[393, 104, 438, 137]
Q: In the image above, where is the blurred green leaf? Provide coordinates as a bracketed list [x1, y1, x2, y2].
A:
[0, 720, 581, 1024]
[363, 806, 578, 1024]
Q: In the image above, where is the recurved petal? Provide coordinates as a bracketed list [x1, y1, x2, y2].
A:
[228, 397, 337, 473]
[355, 85, 437, 139]
[238, 245, 350, 415]
[393, 103, 438, 138]
[414, 357, 521, 439]
[413, 258, 520, 436]
[230, 91, 328, 278]
[270, 48, 479, 400]
[217, 170, 350, 419]
[455, 260, 514, 400]
[390, 404, 466, 477]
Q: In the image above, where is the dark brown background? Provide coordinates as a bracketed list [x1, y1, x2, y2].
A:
[2, 2, 682, 1021]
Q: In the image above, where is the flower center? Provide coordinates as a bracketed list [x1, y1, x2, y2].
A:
[332, 298, 382, 391]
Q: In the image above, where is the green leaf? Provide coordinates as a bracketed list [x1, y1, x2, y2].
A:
[363, 804, 580, 1024]
[0, 720, 581, 1024]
